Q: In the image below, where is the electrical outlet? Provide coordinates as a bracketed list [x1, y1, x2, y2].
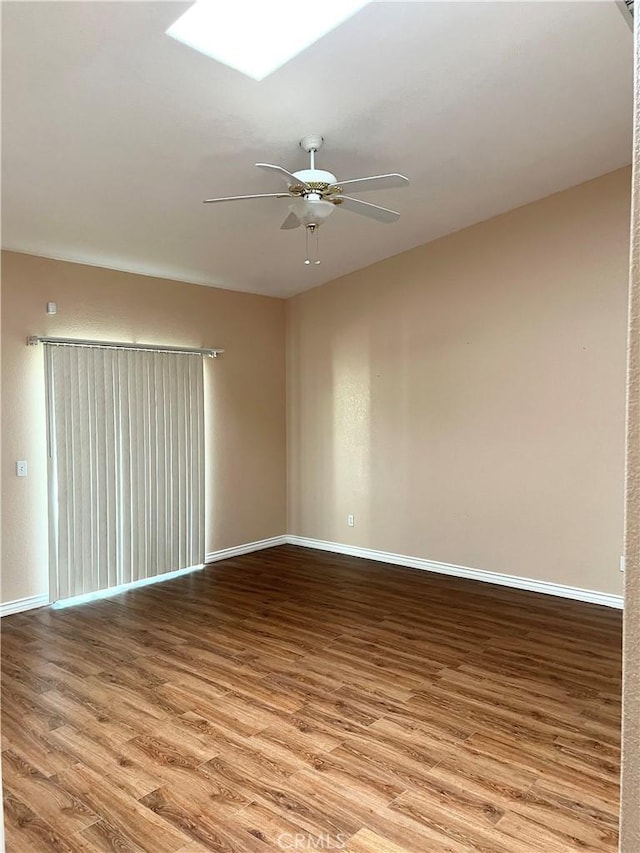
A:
[347, 514, 354, 527]
[16, 460, 27, 477]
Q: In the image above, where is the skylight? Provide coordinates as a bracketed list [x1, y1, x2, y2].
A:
[166, 0, 370, 81]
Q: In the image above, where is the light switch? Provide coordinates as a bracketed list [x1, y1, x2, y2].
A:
[16, 461, 27, 477]
[46, 302, 57, 315]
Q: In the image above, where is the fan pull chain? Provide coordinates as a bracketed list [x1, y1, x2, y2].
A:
[304, 225, 321, 266]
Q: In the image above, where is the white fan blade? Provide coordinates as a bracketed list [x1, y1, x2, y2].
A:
[330, 173, 409, 194]
[256, 163, 308, 188]
[280, 212, 300, 230]
[337, 196, 400, 223]
[203, 193, 290, 204]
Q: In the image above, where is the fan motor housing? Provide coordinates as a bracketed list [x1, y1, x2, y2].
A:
[293, 169, 337, 187]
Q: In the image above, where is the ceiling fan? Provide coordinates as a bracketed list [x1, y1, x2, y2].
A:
[203, 135, 409, 264]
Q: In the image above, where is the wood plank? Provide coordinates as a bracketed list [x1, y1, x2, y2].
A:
[56, 763, 190, 852]
[2, 750, 99, 835]
[343, 827, 412, 853]
[3, 788, 85, 852]
[139, 787, 266, 852]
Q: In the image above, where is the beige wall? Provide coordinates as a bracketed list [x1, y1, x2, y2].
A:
[287, 168, 631, 595]
[620, 16, 640, 850]
[1, 252, 286, 605]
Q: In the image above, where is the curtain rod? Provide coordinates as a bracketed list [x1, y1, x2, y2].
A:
[27, 336, 224, 358]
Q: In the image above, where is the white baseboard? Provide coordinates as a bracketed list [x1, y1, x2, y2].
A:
[205, 535, 288, 565]
[285, 535, 624, 609]
[0, 593, 50, 617]
[2, 535, 623, 614]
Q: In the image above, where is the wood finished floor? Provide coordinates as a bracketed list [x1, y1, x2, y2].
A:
[1, 545, 622, 853]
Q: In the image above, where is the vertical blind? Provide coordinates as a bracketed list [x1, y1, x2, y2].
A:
[45, 344, 205, 602]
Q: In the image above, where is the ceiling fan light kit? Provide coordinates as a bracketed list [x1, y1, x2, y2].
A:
[203, 135, 409, 265]
[288, 198, 336, 227]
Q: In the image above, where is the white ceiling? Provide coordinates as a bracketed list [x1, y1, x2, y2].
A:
[1, 1, 633, 298]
